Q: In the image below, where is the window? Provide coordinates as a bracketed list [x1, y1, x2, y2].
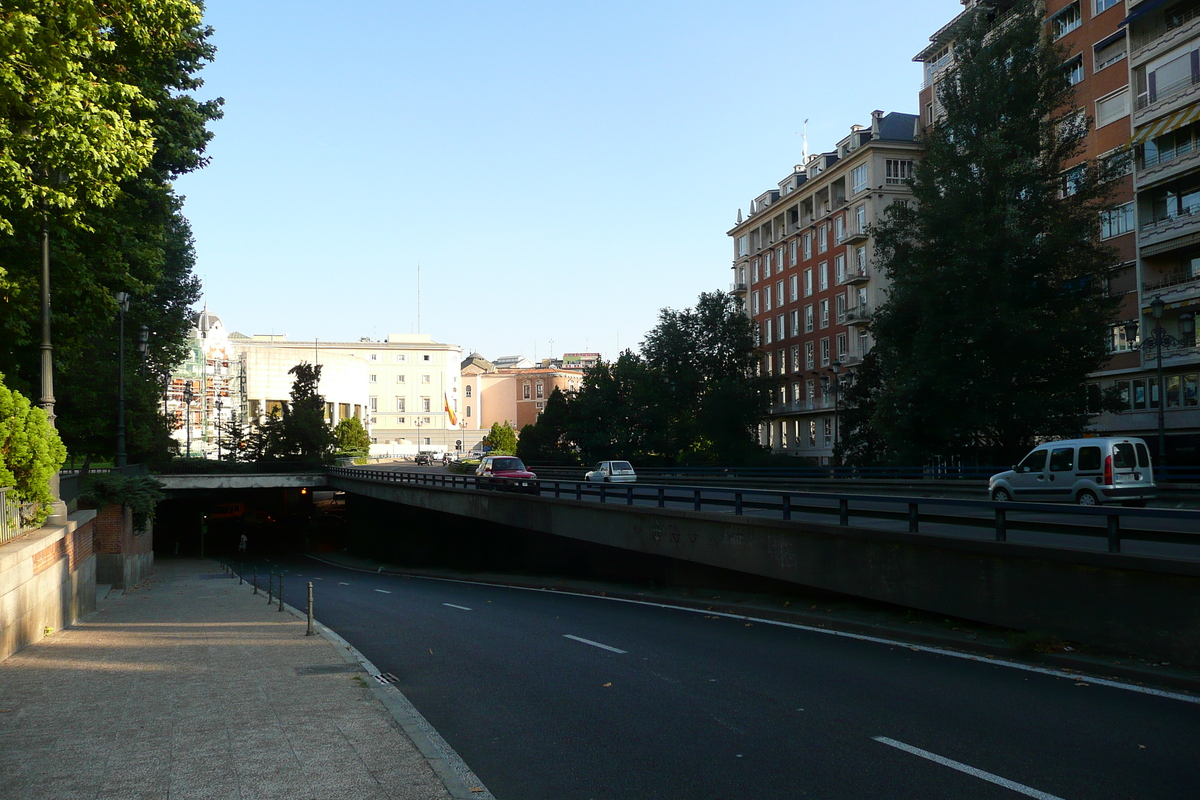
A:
[777, 314, 785, 341]
[836, 294, 847, 324]
[805, 305, 814, 333]
[803, 233, 812, 259]
[753, 291, 760, 314]
[536, 382, 545, 398]
[820, 338, 831, 366]
[1065, 56, 1083, 86]
[1096, 89, 1128, 128]
[834, 216, 844, 243]
[808, 419, 817, 446]
[856, 245, 867, 271]
[396, 354, 407, 362]
[764, 285, 773, 311]
[764, 251, 772, 277]
[465, 385, 472, 397]
[752, 260, 760, 283]
[522, 383, 531, 399]
[421, 374, 431, 384]
[789, 274, 799, 302]
[776, 280, 784, 305]
[370, 353, 378, 361]
[836, 332, 848, 359]
[369, 397, 378, 412]
[765, 318, 774, 344]
[396, 398, 405, 412]
[1052, 2, 1080, 40]
[805, 342, 815, 370]
[1061, 164, 1086, 196]
[790, 309, 800, 337]
[777, 246, 784, 268]
[885, 160, 914, 184]
[1094, 0, 1120, 14]
[1109, 321, 1135, 351]
[859, 329, 869, 356]
[1101, 203, 1135, 238]
[396, 416, 405, 425]
[1137, 47, 1197, 109]
[421, 397, 431, 412]
[1049, 447, 1074, 472]
[396, 374, 406, 383]
[1093, 32, 1126, 72]
[422, 355, 430, 362]
[852, 164, 868, 193]
[819, 261, 829, 291]
[790, 240, 798, 266]
[824, 418, 832, 447]
[370, 374, 377, 384]
[466, 405, 472, 417]
[737, 235, 749, 256]
[855, 205, 866, 233]
[791, 345, 801, 372]
[1078, 445, 1102, 471]
[818, 225, 828, 253]
[777, 348, 786, 375]
[819, 299, 830, 328]
[803, 269, 813, 297]
[835, 254, 846, 284]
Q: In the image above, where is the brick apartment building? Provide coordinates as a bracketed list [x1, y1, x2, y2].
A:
[728, 111, 921, 462]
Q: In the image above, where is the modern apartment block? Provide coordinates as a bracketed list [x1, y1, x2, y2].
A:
[728, 111, 921, 462]
[916, 0, 1200, 460]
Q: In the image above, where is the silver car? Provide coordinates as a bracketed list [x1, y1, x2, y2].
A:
[989, 437, 1155, 506]
[585, 460, 636, 483]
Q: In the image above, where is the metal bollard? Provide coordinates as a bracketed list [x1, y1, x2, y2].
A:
[267, 572, 273, 604]
[278, 577, 284, 612]
[306, 582, 315, 636]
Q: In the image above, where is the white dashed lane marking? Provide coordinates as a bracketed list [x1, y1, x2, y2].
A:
[873, 737, 1066, 800]
[443, 603, 472, 611]
[374, 589, 391, 594]
[563, 635, 627, 654]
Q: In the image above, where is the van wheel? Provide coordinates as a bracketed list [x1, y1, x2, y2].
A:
[1076, 490, 1099, 506]
[992, 488, 1012, 502]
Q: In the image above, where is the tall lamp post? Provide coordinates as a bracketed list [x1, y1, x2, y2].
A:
[1127, 297, 1195, 465]
[215, 396, 223, 461]
[183, 382, 195, 458]
[39, 169, 70, 524]
[114, 292, 130, 468]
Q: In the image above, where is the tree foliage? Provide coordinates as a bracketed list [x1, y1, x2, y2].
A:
[519, 292, 767, 465]
[482, 421, 518, 456]
[334, 415, 371, 461]
[843, 1, 1123, 466]
[0, 372, 66, 525]
[0, 0, 219, 466]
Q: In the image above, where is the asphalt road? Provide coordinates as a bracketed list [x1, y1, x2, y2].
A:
[265, 559, 1200, 800]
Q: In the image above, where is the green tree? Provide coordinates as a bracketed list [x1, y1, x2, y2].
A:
[516, 388, 577, 464]
[0, 372, 66, 526]
[334, 415, 371, 462]
[481, 421, 518, 456]
[278, 363, 335, 464]
[845, 1, 1123, 466]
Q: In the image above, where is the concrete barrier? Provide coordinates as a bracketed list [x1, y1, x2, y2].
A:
[331, 474, 1200, 666]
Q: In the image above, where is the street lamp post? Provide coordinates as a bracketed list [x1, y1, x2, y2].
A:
[1128, 297, 1196, 465]
[39, 170, 70, 524]
[115, 292, 130, 469]
[183, 382, 195, 458]
[215, 396, 223, 461]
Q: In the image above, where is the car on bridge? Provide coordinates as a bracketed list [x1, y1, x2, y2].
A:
[584, 461, 636, 483]
[989, 437, 1155, 506]
[475, 456, 538, 493]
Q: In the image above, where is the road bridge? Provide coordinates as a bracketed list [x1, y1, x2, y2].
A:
[328, 466, 1200, 667]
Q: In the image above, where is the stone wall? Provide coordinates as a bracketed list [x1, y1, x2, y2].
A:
[0, 511, 97, 662]
[93, 505, 154, 589]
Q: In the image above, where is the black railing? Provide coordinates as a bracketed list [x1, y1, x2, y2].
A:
[328, 468, 1200, 557]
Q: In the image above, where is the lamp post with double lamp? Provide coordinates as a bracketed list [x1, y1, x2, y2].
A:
[114, 292, 131, 468]
[39, 168, 70, 524]
[1127, 297, 1196, 465]
[215, 397, 223, 461]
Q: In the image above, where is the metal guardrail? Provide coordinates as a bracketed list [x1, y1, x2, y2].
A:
[328, 468, 1200, 557]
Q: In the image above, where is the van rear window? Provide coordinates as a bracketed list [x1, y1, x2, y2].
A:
[1078, 446, 1101, 471]
[1136, 443, 1151, 468]
[1112, 443, 1136, 469]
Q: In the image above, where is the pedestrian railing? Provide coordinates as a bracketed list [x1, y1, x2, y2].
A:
[328, 467, 1200, 557]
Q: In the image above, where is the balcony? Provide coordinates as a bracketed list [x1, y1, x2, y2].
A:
[1139, 204, 1200, 251]
[1131, 4, 1200, 66]
[839, 266, 870, 285]
[1134, 72, 1200, 129]
[1136, 139, 1200, 189]
[729, 281, 748, 296]
[845, 306, 873, 327]
[844, 228, 869, 244]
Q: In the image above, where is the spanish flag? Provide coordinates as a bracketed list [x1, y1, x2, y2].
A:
[444, 394, 457, 426]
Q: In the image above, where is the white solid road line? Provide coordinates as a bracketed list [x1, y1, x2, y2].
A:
[443, 603, 472, 611]
[873, 737, 1067, 800]
[374, 589, 391, 594]
[563, 634, 627, 654]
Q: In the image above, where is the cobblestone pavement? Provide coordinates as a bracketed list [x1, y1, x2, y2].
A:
[0, 559, 457, 800]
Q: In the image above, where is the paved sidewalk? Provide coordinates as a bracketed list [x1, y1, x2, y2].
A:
[0, 559, 462, 800]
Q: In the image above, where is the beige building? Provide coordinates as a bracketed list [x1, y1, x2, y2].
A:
[727, 111, 921, 462]
[460, 354, 584, 435]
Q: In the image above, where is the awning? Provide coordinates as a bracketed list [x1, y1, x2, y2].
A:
[1121, 0, 1172, 27]
[1141, 230, 1200, 258]
[1131, 103, 1200, 145]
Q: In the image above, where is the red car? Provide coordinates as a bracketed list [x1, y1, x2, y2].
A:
[475, 456, 538, 493]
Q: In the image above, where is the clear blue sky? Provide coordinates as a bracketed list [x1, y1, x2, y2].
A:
[175, 0, 963, 362]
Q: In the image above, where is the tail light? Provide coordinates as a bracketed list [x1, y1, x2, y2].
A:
[1104, 455, 1113, 486]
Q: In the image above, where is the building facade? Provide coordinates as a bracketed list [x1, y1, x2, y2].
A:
[728, 111, 921, 462]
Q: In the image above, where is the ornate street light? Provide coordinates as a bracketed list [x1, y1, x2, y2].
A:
[39, 168, 70, 523]
[1126, 297, 1196, 465]
[215, 396, 224, 461]
[183, 381, 195, 458]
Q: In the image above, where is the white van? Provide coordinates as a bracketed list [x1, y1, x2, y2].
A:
[988, 437, 1155, 506]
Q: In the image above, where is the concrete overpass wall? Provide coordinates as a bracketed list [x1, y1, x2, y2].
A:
[330, 474, 1200, 667]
